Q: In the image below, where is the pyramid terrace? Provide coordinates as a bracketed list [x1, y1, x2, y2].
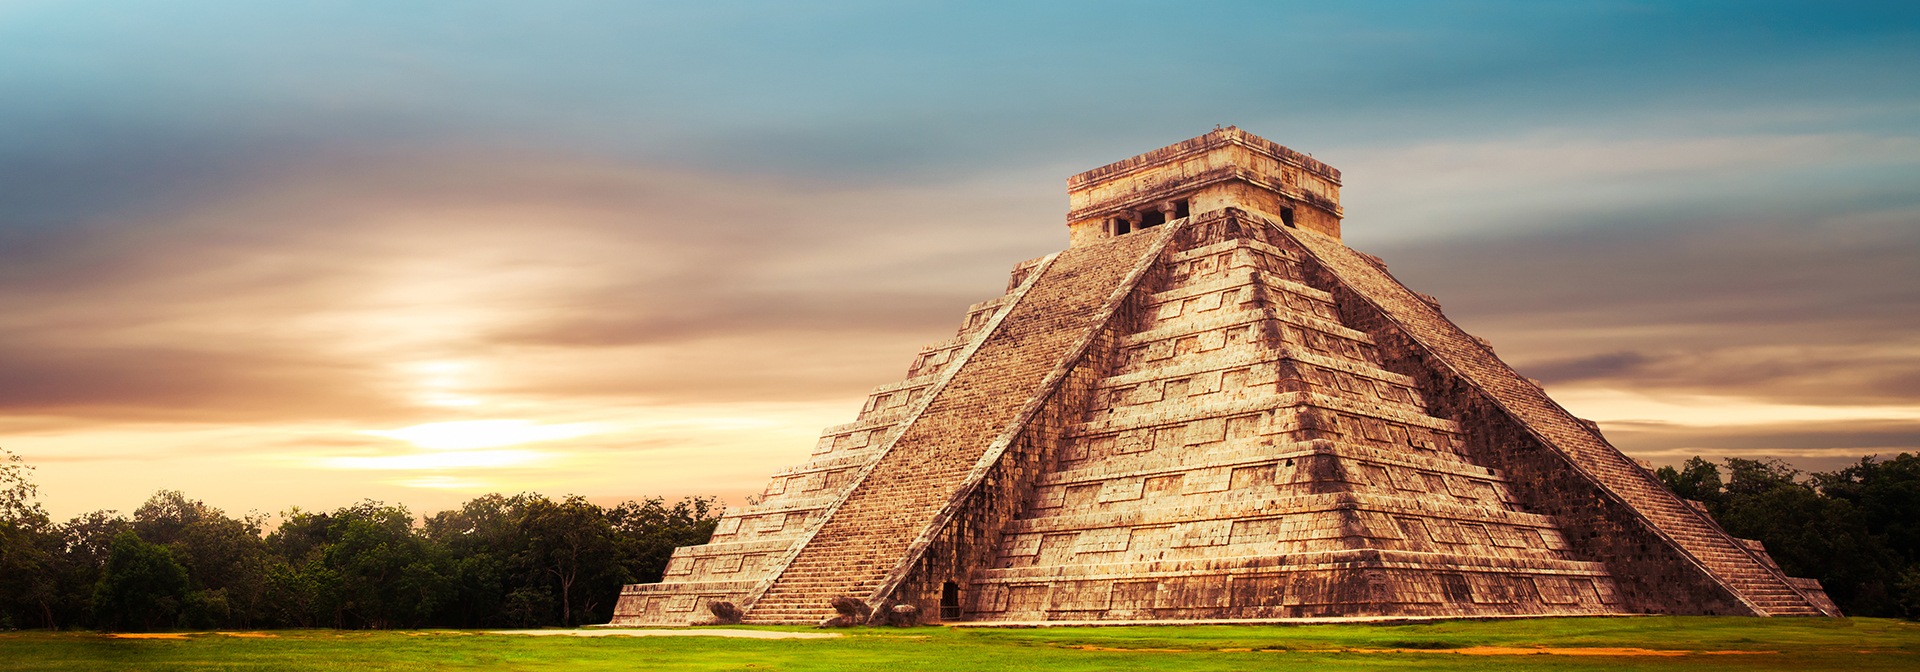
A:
[610, 128, 1840, 625]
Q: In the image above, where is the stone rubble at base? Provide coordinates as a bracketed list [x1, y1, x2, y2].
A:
[609, 128, 1842, 627]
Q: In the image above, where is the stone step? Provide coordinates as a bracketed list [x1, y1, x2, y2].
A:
[745, 230, 1170, 622]
[1283, 225, 1823, 618]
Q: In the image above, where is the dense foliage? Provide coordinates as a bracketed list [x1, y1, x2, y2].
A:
[1657, 453, 1920, 618]
[9, 446, 1918, 628]
[0, 448, 718, 631]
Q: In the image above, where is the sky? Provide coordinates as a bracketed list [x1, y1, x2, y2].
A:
[2, 1, 1916, 522]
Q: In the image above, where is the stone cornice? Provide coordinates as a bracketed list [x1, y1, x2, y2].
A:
[1069, 127, 1341, 189]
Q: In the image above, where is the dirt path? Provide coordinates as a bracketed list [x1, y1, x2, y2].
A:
[490, 629, 841, 639]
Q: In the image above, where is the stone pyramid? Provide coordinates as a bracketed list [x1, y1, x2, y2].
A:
[610, 128, 1839, 625]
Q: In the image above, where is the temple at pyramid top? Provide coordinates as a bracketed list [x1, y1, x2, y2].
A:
[1067, 126, 1344, 246]
[610, 128, 1839, 626]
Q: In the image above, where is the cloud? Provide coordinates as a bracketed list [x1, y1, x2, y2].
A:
[0, 137, 1090, 519]
[1556, 389, 1920, 427]
[1354, 133, 1919, 191]
[0, 345, 395, 422]
[1337, 132, 1920, 241]
[1517, 344, 1920, 407]
[1, 2, 1915, 522]
[319, 449, 553, 471]
[1522, 351, 1654, 384]
[0, 147, 1070, 427]
[360, 420, 610, 451]
[6, 137, 1917, 520]
[1601, 417, 1920, 473]
[1366, 202, 1920, 408]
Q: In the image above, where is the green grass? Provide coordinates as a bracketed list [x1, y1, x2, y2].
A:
[2, 617, 1916, 671]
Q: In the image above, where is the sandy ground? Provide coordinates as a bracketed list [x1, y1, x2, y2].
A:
[489, 629, 841, 639]
[106, 629, 840, 640]
[1418, 646, 1773, 656]
[109, 633, 278, 639]
[1074, 645, 1776, 656]
[103, 631, 1779, 652]
[950, 613, 1643, 628]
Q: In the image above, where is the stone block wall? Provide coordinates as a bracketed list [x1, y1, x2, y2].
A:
[609, 247, 1046, 625]
[735, 224, 1176, 624]
[1066, 128, 1344, 246]
[1277, 219, 1831, 617]
[952, 211, 1617, 622]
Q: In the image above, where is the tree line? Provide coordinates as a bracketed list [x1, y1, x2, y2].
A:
[6, 447, 1918, 628]
[0, 449, 717, 631]
[1656, 453, 1920, 618]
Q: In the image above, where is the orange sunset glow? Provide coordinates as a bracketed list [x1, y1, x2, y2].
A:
[2, 2, 1916, 525]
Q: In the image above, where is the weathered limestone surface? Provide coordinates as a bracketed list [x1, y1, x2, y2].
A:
[739, 227, 1174, 625]
[609, 128, 1839, 625]
[962, 226, 1619, 621]
[1280, 224, 1831, 616]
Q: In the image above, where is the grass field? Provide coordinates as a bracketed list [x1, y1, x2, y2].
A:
[2, 616, 1916, 671]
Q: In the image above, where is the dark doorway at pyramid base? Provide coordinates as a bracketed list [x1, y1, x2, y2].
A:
[941, 582, 962, 621]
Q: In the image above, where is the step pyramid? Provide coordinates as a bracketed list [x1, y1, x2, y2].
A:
[609, 128, 1840, 625]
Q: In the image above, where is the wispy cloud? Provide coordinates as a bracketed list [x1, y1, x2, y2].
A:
[1558, 389, 1920, 427]
[1339, 132, 1920, 240]
[0, 147, 1050, 517]
[2, 2, 1916, 519]
[360, 420, 610, 451]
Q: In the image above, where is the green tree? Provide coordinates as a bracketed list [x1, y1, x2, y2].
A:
[42, 510, 133, 629]
[1723, 458, 1803, 497]
[424, 493, 531, 554]
[2, 520, 61, 630]
[1656, 456, 1726, 506]
[518, 495, 619, 626]
[501, 585, 556, 627]
[423, 493, 532, 627]
[262, 501, 454, 629]
[320, 501, 448, 629]
[0, 447, 41, 521]
[264, 555, 341, 628]
[1659, 456, 1910, 617]
[0, 448, 57, 629]
[131, 490, 212, 547]
[132, 491, 271, 628]
[1811, 453, 1920, 616]
[91, 532, 189, 631]
[1715, 472, 1899, 615]
[610, 496, 720, 585]
[1813, 454, 1920, 563]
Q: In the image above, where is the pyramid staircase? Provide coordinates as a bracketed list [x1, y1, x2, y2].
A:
[739, 224, 1177, 624]
[962, 225, 1622, 620]
[1284, 224, 1831, 617]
